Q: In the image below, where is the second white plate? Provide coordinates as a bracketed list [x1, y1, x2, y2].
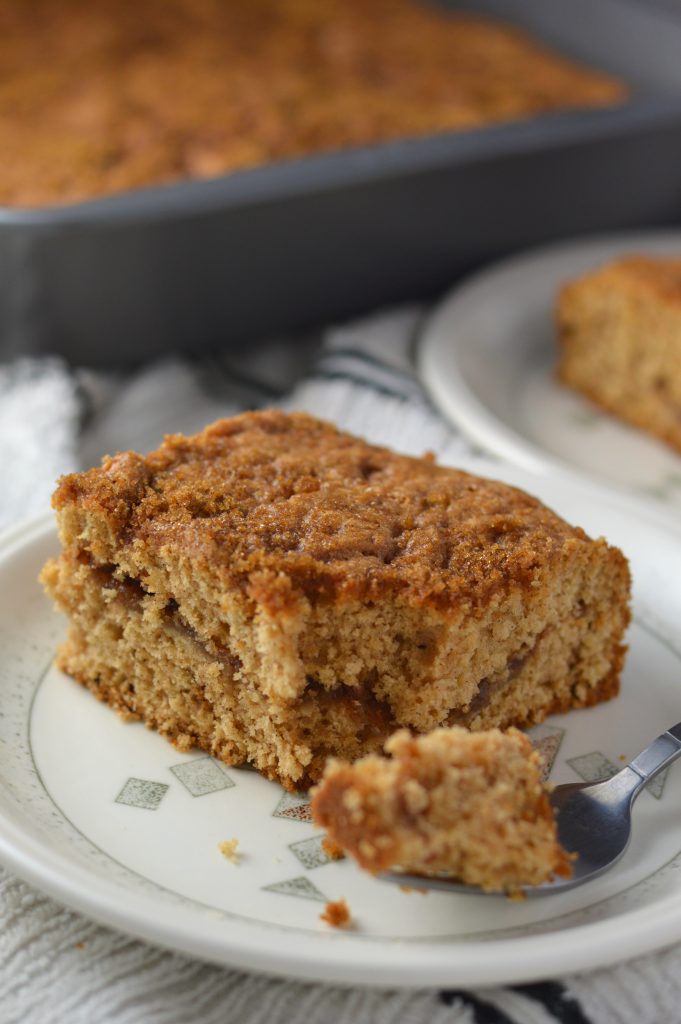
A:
[418, 230, 681, 518]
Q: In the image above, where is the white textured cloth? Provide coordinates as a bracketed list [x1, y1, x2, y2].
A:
[1, 310, 679, 1024]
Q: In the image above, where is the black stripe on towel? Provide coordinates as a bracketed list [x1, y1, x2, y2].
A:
[314, 349, 425, 403]
[512, 982, 593, 1024]
[313, 368, 415, 402]
[439, 990, 516, 1024]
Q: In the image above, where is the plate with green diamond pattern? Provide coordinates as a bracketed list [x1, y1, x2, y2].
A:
[3, 454, 681, 988]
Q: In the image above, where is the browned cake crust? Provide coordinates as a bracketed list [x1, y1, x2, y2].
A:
[41, 410, 631, 790]
[311, 727, 572, 892]
[557, 255, 681, 455]
[1, 0, 626, 207]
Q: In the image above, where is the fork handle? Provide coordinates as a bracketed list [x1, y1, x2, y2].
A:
[626, 722, 681, 797]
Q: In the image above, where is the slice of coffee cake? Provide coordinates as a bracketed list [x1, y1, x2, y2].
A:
[41, 410, 630, 790]
[311, 727, 571, 891]
[557, 254, 681, 454]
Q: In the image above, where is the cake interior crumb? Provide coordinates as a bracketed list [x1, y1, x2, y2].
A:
[310, 726, 573, 891]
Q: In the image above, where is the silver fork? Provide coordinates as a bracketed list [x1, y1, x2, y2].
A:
[380, 722, 681, 898]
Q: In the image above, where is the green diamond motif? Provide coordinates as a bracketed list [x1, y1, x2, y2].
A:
[115, 777, 168, 810]
[289, 835, 335, 870]
[567, 752, 619, 784]
[170, 758, 235, 796]
[262, 876, 327, 902]
[529, 724, 565, 780]
[273, 791, 312, 822]
[572, 410, 602, 427]
[646, 767, 668, 800]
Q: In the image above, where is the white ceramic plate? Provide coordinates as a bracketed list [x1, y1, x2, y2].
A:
[3, 457, 681, 988]
[418, 231, 681, 519]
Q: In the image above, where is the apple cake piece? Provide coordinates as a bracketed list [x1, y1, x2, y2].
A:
[557, 254, 681, 454]
[41, 410, 630, 790]
[311, 726, 572, 891]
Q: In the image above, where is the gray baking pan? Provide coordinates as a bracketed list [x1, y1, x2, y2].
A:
[2, 0, 681, 367]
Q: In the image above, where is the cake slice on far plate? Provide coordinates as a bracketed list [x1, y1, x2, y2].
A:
[557, 254, 681, 454]
[311, 726, 572, 892]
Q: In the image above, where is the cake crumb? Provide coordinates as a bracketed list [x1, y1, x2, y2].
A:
[322, 836, 346, 861]
[218, 838, 240, 864]
[320, 898, 351, 928]
[311, 727, 573, 891]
